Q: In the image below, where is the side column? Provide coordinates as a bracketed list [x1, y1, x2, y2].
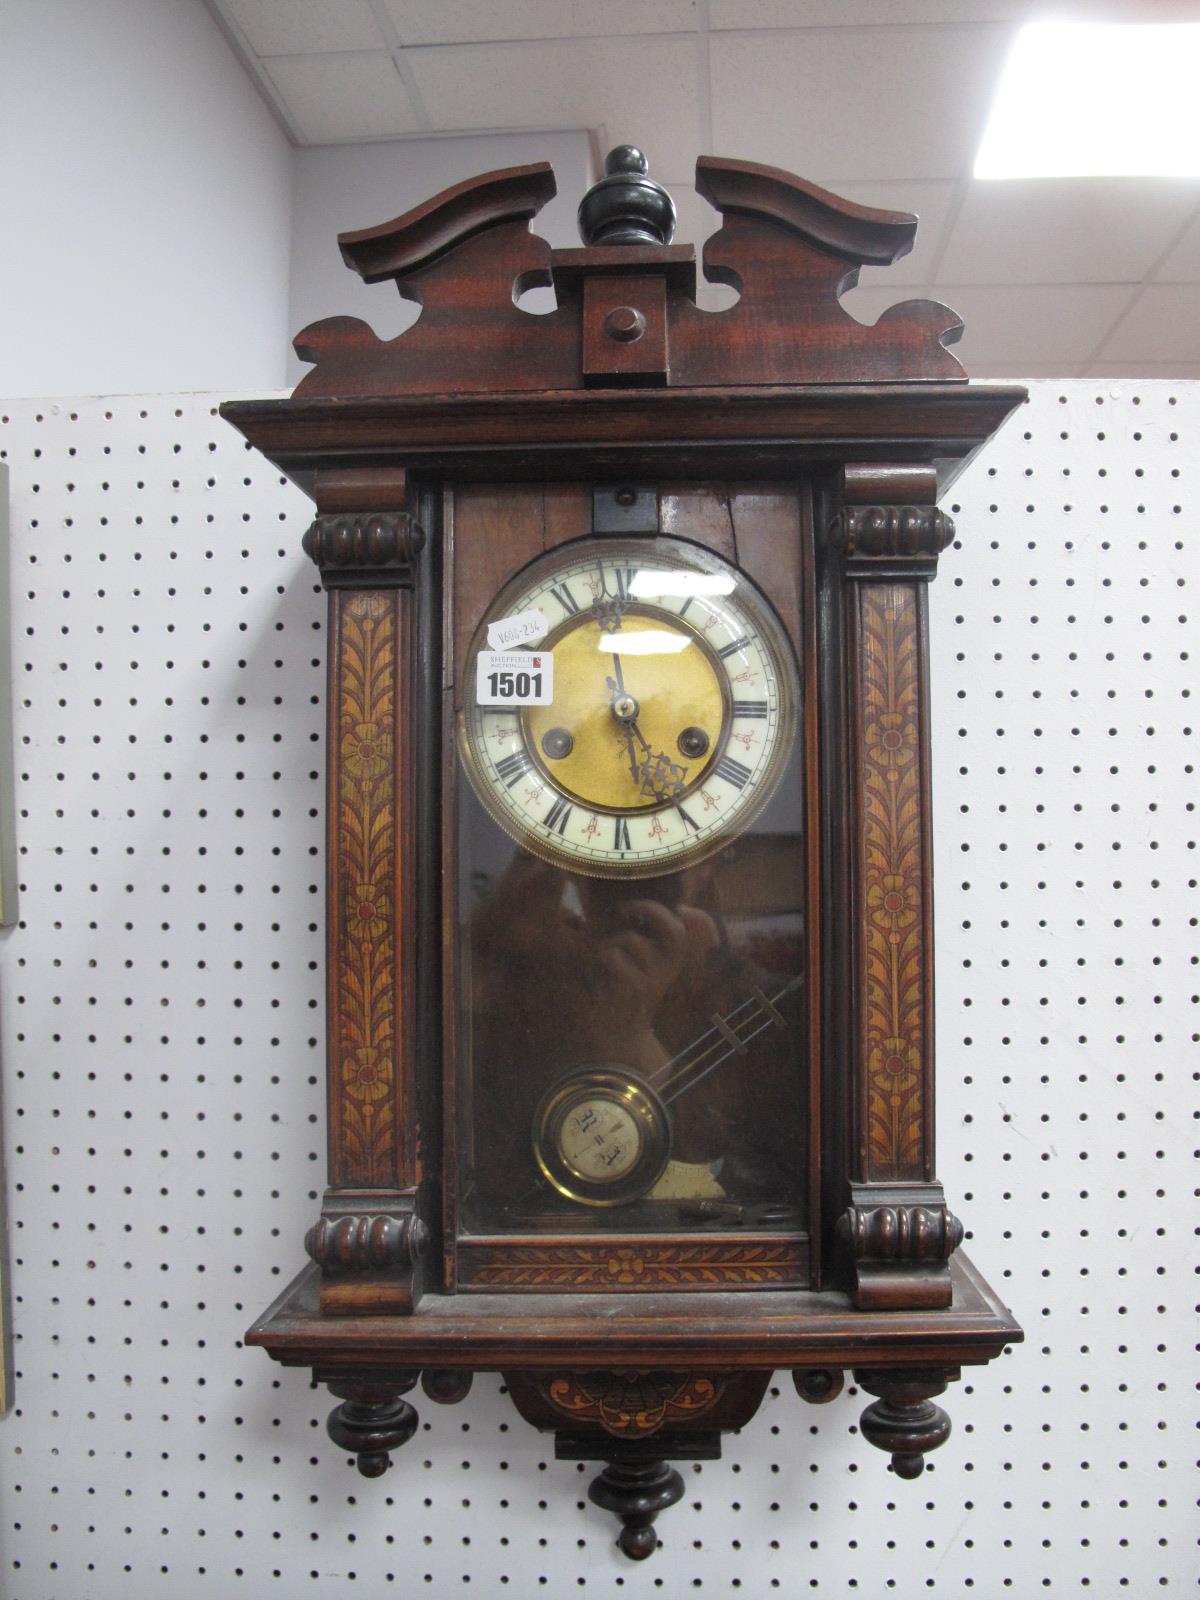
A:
[834, 464, 963, 1310]
[301, 477, 429, 1315]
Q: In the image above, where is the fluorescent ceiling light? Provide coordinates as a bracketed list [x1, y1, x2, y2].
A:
[974, 21, 1200, 179]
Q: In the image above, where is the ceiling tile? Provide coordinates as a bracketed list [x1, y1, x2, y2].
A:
[406, 36, 702, 185]
[840, 283, 1133, 367]
[710, 1, 1024, 22]
[708, 0, 1192, 23]
[265, 52, 422, 143]
[382, 0, 698, 45]
[936, 179, 1200, 286]
[710, 24, 1012, 181]
[215, 0, 386, 55]
[1093, 284, 1200, 363]
[1153, 205, 1200, 282]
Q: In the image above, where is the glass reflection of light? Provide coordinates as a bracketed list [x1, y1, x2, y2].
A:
[597, 631, 691, 656]
[628, 570, 736, 600]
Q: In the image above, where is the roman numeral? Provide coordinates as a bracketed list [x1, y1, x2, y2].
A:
[548, 582, 580, 615]
[718, 635, 752, 660]
[733, 699, 769, 719]
[612, 565, 639, 601]
[714, 754, 752, 790]
[677, 596, 694, 621]
[495, 749, 533, 787]
[544, 795, 573, 835]
[675, 803, 699, 832]
[613, 816, 631, 851]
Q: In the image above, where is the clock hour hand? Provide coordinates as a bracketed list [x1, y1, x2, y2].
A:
[606, 659, 643, 785]
[636, 748, 688, 801]
[606, 659, 688, 798]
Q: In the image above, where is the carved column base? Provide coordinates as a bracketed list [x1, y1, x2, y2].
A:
[854, 1366, 955, 1479]
[325, 1374, 419, 1478]
[588, 1458, 685, 1560]
[305, 1190, 429, 1315]
[839, 1183, 963, 1310]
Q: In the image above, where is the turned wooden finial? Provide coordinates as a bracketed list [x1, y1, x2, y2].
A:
[577, 145, 677, 246]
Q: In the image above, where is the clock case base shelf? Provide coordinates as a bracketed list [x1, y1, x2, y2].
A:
[248, 1251, 1018, 1553]
[248, 1249, 1017, 1370]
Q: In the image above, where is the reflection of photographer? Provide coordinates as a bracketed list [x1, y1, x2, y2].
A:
[471, 855, 719, 1083]
[466, 848, 804, 1218]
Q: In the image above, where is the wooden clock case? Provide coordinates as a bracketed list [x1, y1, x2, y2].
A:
[223, 148, 1023, 1559]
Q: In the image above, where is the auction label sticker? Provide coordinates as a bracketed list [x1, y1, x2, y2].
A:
[476, 650, 554, 706]
[486, 608, 548, 650]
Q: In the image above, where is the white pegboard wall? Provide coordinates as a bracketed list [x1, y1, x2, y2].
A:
[0, 385, 1193, 1598]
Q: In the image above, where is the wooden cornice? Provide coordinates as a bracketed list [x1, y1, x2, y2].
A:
[221, 382, 1026, 499]
[695, 156, 917, 265]
[338, 160, 557, 283]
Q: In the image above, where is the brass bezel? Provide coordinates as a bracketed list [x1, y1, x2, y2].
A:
[532, 1066, 672, 1207]
[459, 537, 799, 879]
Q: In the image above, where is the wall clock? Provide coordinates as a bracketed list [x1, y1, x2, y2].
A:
[223, 145, 1024, 1559]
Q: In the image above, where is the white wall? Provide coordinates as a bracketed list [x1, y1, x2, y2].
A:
[0, 0, 594, 403]
[0, 381, 1194, 1594]
[287, 129, 594, 385]
[0, 0, 293, 397]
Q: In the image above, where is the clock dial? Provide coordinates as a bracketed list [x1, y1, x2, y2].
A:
[460, 540, 796, 877]
[559, 1099, 641, 1181]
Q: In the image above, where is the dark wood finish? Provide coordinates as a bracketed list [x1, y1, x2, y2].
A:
[301, 484, 430, 1316]
[505, 1368, 770, 1439]
[222, 385, 1019, 492]
[286, 154, 964, 400]
[577, 145, 678, 249]
[338, 161, 557, 282]
[457, 1235, 808, 1292]
[420, 1368, 474, 1405]
[581, 273, 669, 383]
[588, 1459, 685, 1559]
[221, 147, 1026, 1559]
[695, 158, 918, 264]
[324, 1373, 419, 1478]
[831, 459, 963, 1310]
[247, 1251, 1019, 1370]
[855, 1366, 955, 1478]
[793, 1367, 844, 1404]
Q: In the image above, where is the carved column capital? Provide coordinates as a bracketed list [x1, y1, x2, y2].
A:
[303, 511, 426, 588]
[833, 461, 955, 578]
[836, 504, 956, 575]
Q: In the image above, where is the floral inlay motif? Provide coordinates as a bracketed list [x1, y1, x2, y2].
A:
[858, 585, 926, 1178]
[335, 592, 398, 1182]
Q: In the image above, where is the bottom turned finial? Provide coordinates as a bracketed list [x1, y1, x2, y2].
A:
[855, 1367, 954, 1477]
[588, 1458, 685, 1560]
[325, 1376, 419, 1477]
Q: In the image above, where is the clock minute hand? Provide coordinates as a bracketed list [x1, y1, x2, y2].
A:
[606, 657, 644, 786]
